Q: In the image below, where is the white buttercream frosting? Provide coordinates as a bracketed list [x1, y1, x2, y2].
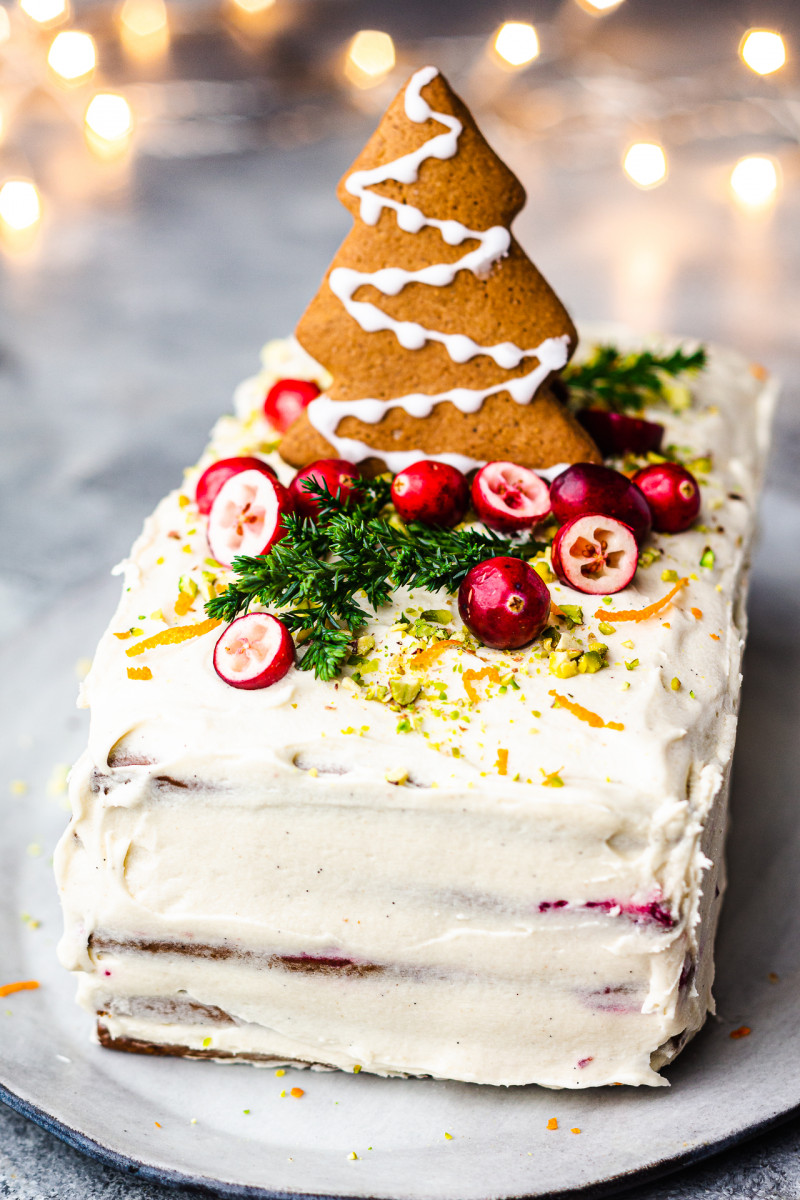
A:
[54, 326, 777, 1087]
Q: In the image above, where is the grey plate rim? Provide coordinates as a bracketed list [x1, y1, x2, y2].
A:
[2, 1077, 798, 1200]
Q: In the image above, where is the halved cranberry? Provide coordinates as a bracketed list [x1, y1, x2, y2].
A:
[391, 461, 469, 527]
[207, 469, 292, 567]
[576, 409, 664, 458]
[264, 379, 321, 434]
[458, 557, 550, 650]
[632, 463, 701, 533]
[288, 458, 362, 521]
[550, 463, 652, 545]
[195, 456, 277, 516]
[550, 514, 638, 594]
[213, 613, 294, 689]
[471, 461, 551, 532]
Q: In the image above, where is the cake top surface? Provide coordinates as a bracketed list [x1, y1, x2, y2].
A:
[80, 327, 774, 825]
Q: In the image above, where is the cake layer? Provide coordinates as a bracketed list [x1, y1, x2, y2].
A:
[55, 327, 776, 1086]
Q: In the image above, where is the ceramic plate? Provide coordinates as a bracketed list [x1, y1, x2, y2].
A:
[2, 491, 798, 1199]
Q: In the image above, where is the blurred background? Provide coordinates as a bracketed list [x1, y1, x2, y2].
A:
[0, 0, 798, 638]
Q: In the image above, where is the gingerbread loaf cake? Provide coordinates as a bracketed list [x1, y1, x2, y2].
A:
[55, 67, 775, 1088]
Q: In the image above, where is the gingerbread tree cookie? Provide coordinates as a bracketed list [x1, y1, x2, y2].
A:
[279, 66, 600, 472]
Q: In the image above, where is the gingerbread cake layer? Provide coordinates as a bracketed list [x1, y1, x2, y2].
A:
[55, 328, 776, 1087]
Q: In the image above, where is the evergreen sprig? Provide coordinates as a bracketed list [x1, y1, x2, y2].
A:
[206, 477, 544, 680]
[564, 344, 706, 413]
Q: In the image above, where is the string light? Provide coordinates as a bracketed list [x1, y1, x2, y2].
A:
[229, 0, 275, 12]
[19, 0, 70, 26]
[739, 30, 786, 76]
[623, 142, 667, 189]
[47, 30, 96, 82]
[574, 0, 625, 14]
[85, 93, 133, 142]
[345, 30, 396, 88]
[730, 155, 779, 207]
[0, 180, 41, 231]
[493, 22, 540, 67]
[118, 0, 169, 59]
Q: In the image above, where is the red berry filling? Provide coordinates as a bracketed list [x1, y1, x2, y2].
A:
[471, 461, 551, 531]
[551, 513, 638, 595]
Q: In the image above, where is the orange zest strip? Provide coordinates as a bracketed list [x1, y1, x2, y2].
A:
[594, 578, 688, 623]
[549, 601, 566, 620]
[495, 748, 509, 776]
[126, 618, 222, 658]
[127, 666, 153, 681]
[0, 980, 40, 998]
[113, 630, 132, 640]
[409, 639, 461, 671]
[463, 665, 502, 703]
[710, 633, 720, 641]
[549, 690, 624, 732]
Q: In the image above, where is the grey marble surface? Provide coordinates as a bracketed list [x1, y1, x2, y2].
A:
[2, 5, 800, 1195]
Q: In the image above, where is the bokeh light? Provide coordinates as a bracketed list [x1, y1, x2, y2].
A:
[574, 0, 625, 14]
[493, 22, 540, 67]
[85, 93, 133, 142]
[19, 0, 69, 26]
[623, 142, 667, 189]
[730, 155, 780, 207]
[345, 30, 396, 88]
[47, 30, 96, 82]
[0, 180, 42, 231]
[739, 30, 786, 76]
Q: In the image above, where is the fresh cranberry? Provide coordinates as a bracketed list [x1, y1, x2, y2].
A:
[632, 463, 701, 533]
[207, 469, 292, 567]
[391, 461, 469, 527]
[195, 456, 277, 516]
[551, 513, 639, 594]
[213, 613, 294, 689]
[576, 409, 664, 458]
[458, 557, 550, 650]
[471, 461, 551, 532]
[264, 378, 320, 434]
[288, 458, 362, 520]
[549, 463, 652, 545]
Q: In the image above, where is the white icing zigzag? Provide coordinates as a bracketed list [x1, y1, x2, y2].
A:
[306, 65, 569, 473]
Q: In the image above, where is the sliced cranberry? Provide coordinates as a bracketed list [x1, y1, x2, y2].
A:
[213, 613, 294, 689]
[549, 463, 652, 545]
[195, 456, 277, 516]
[207, 469, 292, 567]
[458, 557, 550, 650]
[264, 378, 321, 434]
[550, 513, 638, 594]
[391, 461, 469, 527]
[576, 409, 664, 457]
[471, 461, 551, 532]
[288, 458, 363, 521]
[632, 463, 701, 533]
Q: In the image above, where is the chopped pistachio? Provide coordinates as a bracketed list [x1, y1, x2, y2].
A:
[624, 658, 639, 671]
[689, 456, 712, 474]
[539, 625, 561, 652]
[559, 604, 584, 627]
[670, 677, 681, 691]
[540, 768, 564, 788]
[621, 639, 635, 649]
[661, 569, 680, 583]
[390, 679, 421, 707]
[577, 650, 604, 674]
[598, 621, 616, 636]
[700, 546, 715, 569]
[621, 680, 631, 690]
[532, 560, 555, 584]
[385, 767, 409, 786]
[639, 546, 662, 568]
[355, 635, 375, 656]
[421, 609, 452, 624]
[549, 651, 580, 679]
[662, 380, 692, 413]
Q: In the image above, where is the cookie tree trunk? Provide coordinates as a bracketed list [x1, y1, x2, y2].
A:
[280, 68, 599, 472]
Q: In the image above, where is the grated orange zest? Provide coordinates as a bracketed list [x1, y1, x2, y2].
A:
[730, 1025, 751, 1039]
[126, 618, 222, 657]
[0, 980, 39, 998]
[113, 631, 132, 640]
[710, 633, 720, 641]
[549, 690, 624, 732]
[410, 639, 461, 671]
[691, 607, 703, 620]
[290, 1087, 305, 1098]
[547, 1117, 558, 1131]
[174, 592, 194, 617]
[127, 666, 153, 681]
[496, 748, 509, 776]
[463, 665, 502, 703]
[595, 577, 687, 623]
